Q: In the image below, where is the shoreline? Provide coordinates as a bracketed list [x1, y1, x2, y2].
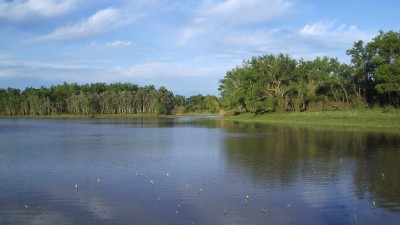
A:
[2, 110, 400, 131]
[0, 113, 218, 119]
[218, 109, 400, 131]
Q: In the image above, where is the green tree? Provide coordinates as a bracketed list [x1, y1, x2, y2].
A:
[155, 86, 174, 115]
[185, 94, 207, 113]
[205, 95, 219, 113]
[219, 66, 250, 112]
[219, 54, 296, 113]
[346, 40, 376, 105]
[367, 30, 400, 106]
[173, 95, 186, 114]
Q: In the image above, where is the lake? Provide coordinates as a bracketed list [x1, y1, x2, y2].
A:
[0, 117, 399, 225]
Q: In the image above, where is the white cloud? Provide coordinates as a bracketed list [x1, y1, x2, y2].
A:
[180, 27, 204, 45]
[34, 7, 134, 41]
[206, 0, 294, 25]
[111, 61, 228, 95]
[180, 0, 295, 43]
[0, 54, 227, 95]
[119, 61, 227, 79]
[0, 54, 104, 85]
[0, 0, 78, 22]
[89, 40, 134, 48]
[300, 22, 334, 36]
[299, 22, 374, 48]
[106, 40, 133, 48]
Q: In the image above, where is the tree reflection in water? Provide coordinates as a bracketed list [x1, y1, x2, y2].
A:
[217, 120, 400, 213]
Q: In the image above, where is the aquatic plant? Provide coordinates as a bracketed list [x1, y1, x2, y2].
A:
[197, 188, 203, 197]
[261, 208, 270, 217]
[353, 214, 358, 223]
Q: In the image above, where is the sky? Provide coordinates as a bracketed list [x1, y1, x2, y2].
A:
[0, 0, 399, 96]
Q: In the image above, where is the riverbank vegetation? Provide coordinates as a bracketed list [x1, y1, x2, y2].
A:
[1, 30, 399, 121]
[0, 83, 219, 116]
[221, 109, 400, 129]
[219, 30, 400, 114]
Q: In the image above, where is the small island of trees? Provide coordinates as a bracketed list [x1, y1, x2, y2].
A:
[0, 30, 399, 117]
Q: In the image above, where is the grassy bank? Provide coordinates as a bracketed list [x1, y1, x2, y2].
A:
[220, 109, 400, 130]
[2, 110, 399, 131]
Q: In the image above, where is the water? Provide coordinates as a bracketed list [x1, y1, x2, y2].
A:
[0, 118, 399, 225]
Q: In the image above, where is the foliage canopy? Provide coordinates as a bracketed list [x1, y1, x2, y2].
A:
[219, 30, 400, 113]
[1, 30, 399, 116]
[0, 83, 218, 116]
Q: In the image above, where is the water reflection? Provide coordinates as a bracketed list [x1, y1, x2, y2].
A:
[0, 118, 399, 225]
[353, 135, 400, 212]
[217, 120, 400, 213]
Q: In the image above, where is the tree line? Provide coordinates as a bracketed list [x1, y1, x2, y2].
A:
[219, 30, 400, 113]
[1, 30, 399, 116]
[0, 82, 219, 116]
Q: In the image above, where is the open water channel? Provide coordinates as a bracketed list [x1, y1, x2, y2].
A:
[0, 117, 399, 225]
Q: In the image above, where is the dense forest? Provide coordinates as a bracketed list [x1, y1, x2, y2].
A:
[0, 30, 399, 116]
[219, 30, 400, 113]
[0, 83, 219, 116]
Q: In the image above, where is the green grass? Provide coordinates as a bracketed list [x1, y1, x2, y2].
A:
[220, 109, 400, 130]
[2, 110, 399, 132]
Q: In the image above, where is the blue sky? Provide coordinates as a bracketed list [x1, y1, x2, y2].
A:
[0, 0, 399, 96]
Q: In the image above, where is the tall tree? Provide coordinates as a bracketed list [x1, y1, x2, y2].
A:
[346, 40, 376, 105]
[367, 30, 400, 106]
[219, 54, 297, 113]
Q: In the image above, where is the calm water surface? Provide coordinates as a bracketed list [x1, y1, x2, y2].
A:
[0, 118, 400, 225]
